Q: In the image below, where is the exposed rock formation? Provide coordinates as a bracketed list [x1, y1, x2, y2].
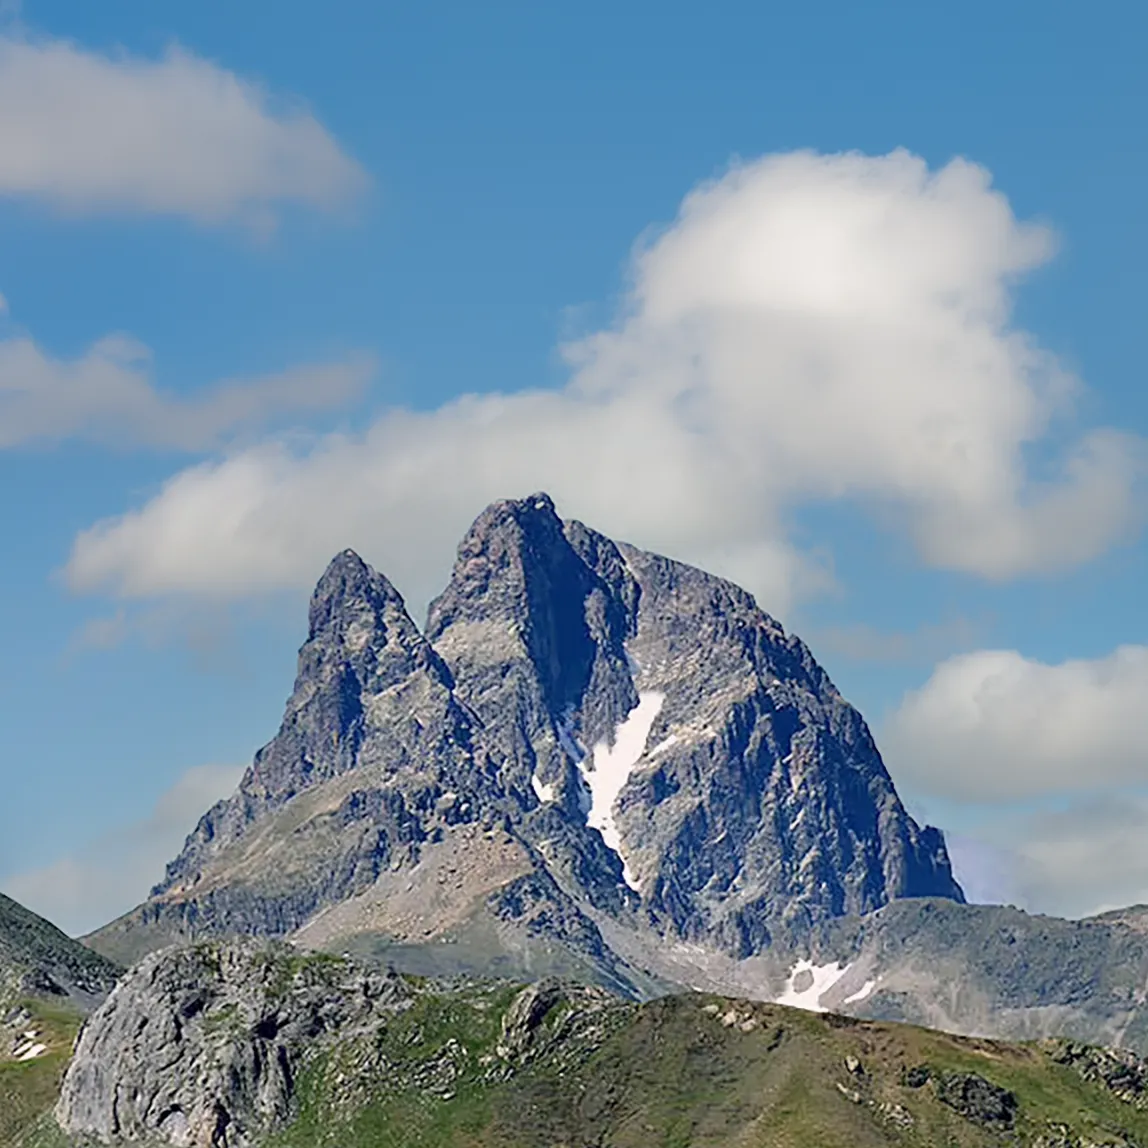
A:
[57, 941, 410, 1147]
[91, 493, 959, 984]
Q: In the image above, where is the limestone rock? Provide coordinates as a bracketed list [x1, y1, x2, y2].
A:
[56, 940, 409, 1147]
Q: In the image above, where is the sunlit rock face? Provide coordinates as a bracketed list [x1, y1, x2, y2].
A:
[91, 493, 961, 981]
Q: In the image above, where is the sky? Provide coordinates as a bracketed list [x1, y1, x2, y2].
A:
[0, 0, 1145, 935]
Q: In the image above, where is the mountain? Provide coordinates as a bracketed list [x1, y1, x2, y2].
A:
[44, 938, 1148, 1148]
[84, 493, 1148, 1053]
[0, 892, 120, 1013]
[88, 494, 957, 975]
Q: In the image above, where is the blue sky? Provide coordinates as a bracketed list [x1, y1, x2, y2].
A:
[0, 0, 1145, 934]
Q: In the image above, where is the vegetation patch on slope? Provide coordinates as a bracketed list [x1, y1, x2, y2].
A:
[17, 939, 1148, 1147]
[258, 991, 1148, 1147]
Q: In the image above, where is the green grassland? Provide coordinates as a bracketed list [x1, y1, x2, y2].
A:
[0, 997, 83, 1148]
[10, 978, 1148, 1147]
[265, 988, 1148, 1148]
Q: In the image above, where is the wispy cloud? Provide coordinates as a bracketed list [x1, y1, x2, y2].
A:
[808, 617, 983, 666]
[0, 762, 243, 936]
[0, 35, 366, 226]
[0, 333, 374, 450]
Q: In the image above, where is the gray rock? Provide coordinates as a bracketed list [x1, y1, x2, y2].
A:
[56, 940, 410, 1147]
[933, 1071, 1017, 1129]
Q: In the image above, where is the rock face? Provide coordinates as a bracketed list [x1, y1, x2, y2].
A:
[57, 941, 411, 1147]
[91, 494, 959, 985]
[0, 892, 121, 1011]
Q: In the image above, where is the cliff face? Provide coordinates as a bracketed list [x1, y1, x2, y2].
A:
[90, 493, 960, 985]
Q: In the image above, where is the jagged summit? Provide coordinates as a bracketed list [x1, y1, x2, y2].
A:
[308, 547, 401, 634]
[90, 492, 961, 1001]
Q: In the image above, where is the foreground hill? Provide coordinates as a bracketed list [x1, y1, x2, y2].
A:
[0, 892, 120, 1012]
[19, 940, 1148, 1148]
[1, 894, 121, 1148]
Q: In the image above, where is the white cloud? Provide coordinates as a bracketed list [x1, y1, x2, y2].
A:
[807, 617, 981, 665]
[944, 801, 1148, 920]
[885, 644, 1148, 918]
[1008, 798, 1148, 918]
[0, 36, 364, 224]
[883, 645, 1148, 802]
[0, 763, 243, 936]
[0, 332, 373, 449]
[64, 150, 1142, 618]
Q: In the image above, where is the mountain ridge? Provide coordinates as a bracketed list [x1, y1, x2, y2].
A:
[0, 892, 120, 1013]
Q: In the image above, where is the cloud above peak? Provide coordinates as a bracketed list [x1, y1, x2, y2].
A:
[65, 150, 1142, 617]
[0, 36, 365, 225]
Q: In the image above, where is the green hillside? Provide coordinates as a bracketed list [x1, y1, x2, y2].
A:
[260, 989, 1148, 1148]
[1, 996, 84, 1148]
[18, 956, 1148, 1147]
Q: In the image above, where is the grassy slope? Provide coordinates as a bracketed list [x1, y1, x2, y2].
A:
[265, 991, 1148, 1148]
[8, 981, 1148, 1147]
[0, 998, 83, 1148]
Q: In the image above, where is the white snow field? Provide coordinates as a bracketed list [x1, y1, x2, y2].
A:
[579, 691, 665, 891]
[774, 958, 854, 1012]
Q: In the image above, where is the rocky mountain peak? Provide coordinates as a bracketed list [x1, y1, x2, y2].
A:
[426, 493, 626, 722]
[308, 547, 403, 637]
[98, 492, 963, 981]
[302, 545, 443, 699]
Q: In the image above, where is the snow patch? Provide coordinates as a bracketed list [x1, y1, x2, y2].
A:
[648, 734, 678, 758]
[774, 959, 852, 1013]
[579, 692, 664, 891]
[843, 978, 878, 1005]
[531, 773, 556, 803]
[14, 1034, 47, 1060]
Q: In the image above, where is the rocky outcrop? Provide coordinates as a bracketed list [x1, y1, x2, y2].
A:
[57, 940, 411, 1147]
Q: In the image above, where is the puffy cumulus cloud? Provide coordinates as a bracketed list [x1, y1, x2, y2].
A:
[65, 150, 1142, 618]
[66, 397, 826, 620]
[0, 36, 364, 224]
[883, 645, 1148, 802]
[0, 332, 373, 449]
[884, 644, 1148, 918]
[0, 763, 242, 936]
